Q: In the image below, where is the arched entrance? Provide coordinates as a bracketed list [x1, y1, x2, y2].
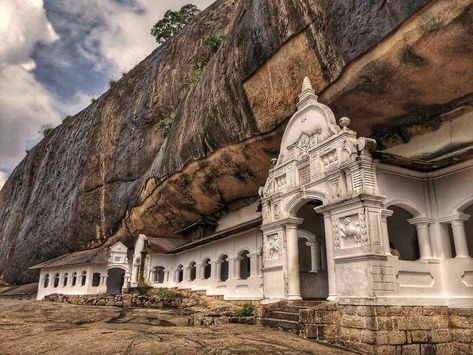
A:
[106, 268, 125, 294]
[296, 201, 329, 300]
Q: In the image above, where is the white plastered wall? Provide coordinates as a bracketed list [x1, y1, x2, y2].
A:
[36, 264, 107, 300]
[374, 162, 473, 307]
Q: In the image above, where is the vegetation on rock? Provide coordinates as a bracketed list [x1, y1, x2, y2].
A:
[151, 4, 200, 43]
[236, 303, 255, 317]
[204, 34, 225, 52]
[147, 287, 181, 299]
[156, 115, 174, 137]
[39, 124, 53, 137]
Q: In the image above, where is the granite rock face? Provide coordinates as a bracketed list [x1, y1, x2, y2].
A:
[2, 0, 473, 284]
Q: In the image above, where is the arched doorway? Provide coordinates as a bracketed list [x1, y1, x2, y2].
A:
[107, 268, 125, 294]
[295, 201, 329, 300]
[386, 206, 420, 261]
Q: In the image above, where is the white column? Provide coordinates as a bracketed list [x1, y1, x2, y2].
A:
[409, 217, 433, 261]
[186, 266, 191, 282]
[195, 264, 204, 280]
[233, 257, 240, 280]
[450, 214, 471, 258]
[215, 261, 222, 281]
[381, 209, 394, 255]
[320, 241, 327, 270]
[323, 213, 337, 300]
[249, 252, 259, 277]
[286, 223, 302, 300]
[258, 253, 263, 276]
[306, 241, 319, 272]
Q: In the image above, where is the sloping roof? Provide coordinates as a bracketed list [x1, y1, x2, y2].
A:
[29, 248, 108, 270]
[146, 237, 189, 254]
[168, 217, 262, 254]
[175, 216, 217, 235]
[0, 283, 38, 296]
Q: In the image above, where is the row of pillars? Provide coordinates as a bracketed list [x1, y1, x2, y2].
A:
[380, 211, 471, 261]
[408, 214, 471, 260]
[149, 253, 263, 284]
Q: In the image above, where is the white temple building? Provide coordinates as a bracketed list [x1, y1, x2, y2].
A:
[32, 78, 473, 308]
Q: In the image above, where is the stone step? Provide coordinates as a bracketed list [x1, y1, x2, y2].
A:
[260, 317, 303, 332]
[275, 305, 308, 313]
[270, 311, 300, 321]
[288, 300, 325, 307]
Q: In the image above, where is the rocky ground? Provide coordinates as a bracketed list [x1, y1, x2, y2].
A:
[0, 300, 352, 354]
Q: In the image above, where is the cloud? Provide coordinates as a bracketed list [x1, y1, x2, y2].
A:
[0, 0, 215, 180]
[0, 0, 62, 178]
[62, 0, 215, 77]
[0, 170, 7, 190]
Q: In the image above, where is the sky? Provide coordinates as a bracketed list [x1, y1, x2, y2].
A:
[0, 0, 214, 189]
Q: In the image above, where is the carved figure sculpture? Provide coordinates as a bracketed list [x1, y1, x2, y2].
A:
[266, 234, 280, 260]
[340, 217, 361, 243]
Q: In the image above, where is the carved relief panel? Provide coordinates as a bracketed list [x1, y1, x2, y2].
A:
[333, 209, 369, 250]
[264, 232, 283, 265]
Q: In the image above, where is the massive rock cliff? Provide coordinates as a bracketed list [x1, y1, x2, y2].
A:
[1, 0, 472, 283]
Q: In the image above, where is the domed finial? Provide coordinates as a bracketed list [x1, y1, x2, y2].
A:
[302, 77, 313, 92]
[339, 117, 351, 129]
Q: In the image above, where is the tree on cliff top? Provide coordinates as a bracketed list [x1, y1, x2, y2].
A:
[151, 4, 200, 43]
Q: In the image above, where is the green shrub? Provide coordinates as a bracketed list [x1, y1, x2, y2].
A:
[189, 64, 204, 83]
[204, 34, 225, 52]
[156, 115, 174, 137]
[148, 287, 180, 299]
[236, 303, 254, 317]
[109, 80, 117, 87]
[39, 124, 53, 137]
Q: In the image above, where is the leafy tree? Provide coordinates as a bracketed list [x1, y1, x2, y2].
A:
[151, 4, 200, 43]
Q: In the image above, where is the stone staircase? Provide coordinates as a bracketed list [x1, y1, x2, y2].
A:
[261, 300, 325, 333]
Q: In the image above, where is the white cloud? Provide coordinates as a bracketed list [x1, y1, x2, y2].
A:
[0, 0, 61, 174]
[0, 0, 215, 176]
[77, 0, 214, 76]
[0, 170, 7, 190]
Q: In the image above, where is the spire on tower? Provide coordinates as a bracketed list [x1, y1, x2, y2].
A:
[297, 76, 318, 109]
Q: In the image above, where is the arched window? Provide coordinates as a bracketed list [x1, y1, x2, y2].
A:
[43, 274, 50, 288]
[238, 250, 251, 280]
[154, 266, 165, 283]
[53, 273, 60, 288]
[63, 272, 68, 287]
[189, 262, 196, 281]
[71, 272, 77, 286]
[387, 206, 420, 261]
[203, 258, 211, 279]
[92, 272, 101, 287]
[219, 255, 229, 281]
[176, 265, 183, 283]
[81, 270, 87, 286]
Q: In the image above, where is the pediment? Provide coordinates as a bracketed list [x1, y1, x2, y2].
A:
[110, 241, 127, 252]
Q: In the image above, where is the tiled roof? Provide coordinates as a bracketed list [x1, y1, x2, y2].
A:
[146, 237, 189, 254]
[29, 248, 108, 270]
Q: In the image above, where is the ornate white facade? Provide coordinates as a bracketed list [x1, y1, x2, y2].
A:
[34, 78, 473, 308]
[259, 77, 473, 307]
